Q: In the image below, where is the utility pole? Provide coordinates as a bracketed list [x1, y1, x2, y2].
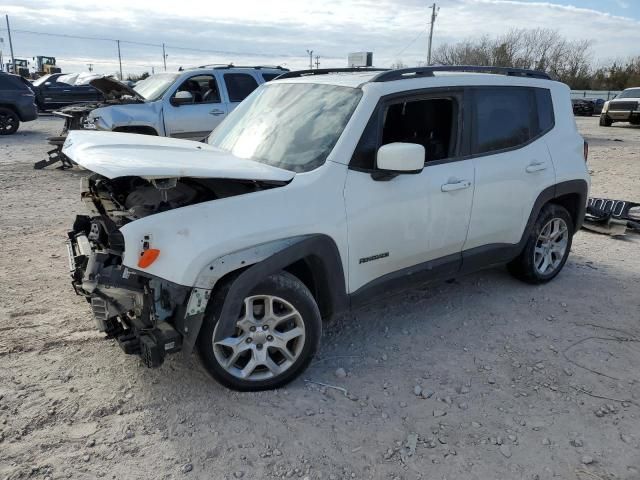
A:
[306, 49, 313, 69]
[162, 43, 167, 71]
[87, 63, 93, 72]
[427, 3, 439, 65]
[5, 15, 15, 74]
[116, 39, 123, 80]
[315, 56, 320, 69]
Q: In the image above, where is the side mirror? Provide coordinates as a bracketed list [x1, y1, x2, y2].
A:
[44, 82, 52, 87]
[376, 142, 425, 173]
[171, 90, 193, 106]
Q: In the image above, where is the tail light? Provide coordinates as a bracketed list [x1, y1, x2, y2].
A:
[583, 140, 588, 162]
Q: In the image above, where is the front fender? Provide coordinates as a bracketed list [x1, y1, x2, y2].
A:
[212, 234, 347, 341]
[91, 102, 163, 134]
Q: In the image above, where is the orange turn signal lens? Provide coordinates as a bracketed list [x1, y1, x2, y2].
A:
[138, 248, 160, 269]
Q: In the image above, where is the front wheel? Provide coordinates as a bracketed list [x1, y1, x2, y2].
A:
[599, 114, 612, 127]
[508, 204, 574, 284]
[197, 271, 321, 391]
[0, 107, 19, 135]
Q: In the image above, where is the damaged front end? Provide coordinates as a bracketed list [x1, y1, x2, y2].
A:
[66, 175, 203, 368]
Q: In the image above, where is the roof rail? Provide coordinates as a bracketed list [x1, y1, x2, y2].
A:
[371, 65, 551, 82]
[276, 67, 389, 80]
[193, 64, 289, 71]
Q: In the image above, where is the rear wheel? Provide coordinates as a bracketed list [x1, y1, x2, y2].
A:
[508, 204, 573, 284]
[599, 114, 612, 127]
[0, 107, 19, 135]
[198, 271, 321, 391]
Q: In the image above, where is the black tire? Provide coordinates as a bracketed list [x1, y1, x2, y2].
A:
[599, 114, 612, 127]
[508, 204, 574, 284]
[197, 271, 321, 391]
[0, 107, 19, 135]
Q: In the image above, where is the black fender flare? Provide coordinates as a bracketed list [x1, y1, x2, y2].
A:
[212, 234, 348, 342]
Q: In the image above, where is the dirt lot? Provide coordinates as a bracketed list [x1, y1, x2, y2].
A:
[1, 116, 639, 480]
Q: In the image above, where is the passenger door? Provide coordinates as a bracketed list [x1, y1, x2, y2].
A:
[40, 78, 74, 107]
[163, 74, 228, 140]
[222, 72, 260, 112]
[463, 87, 556, 252]
[344, 91, 475, 294]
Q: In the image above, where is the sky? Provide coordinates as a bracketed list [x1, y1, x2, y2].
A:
[0, 0, 638, 77]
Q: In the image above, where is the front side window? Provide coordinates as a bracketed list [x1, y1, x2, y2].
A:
[171, 75, 219, 104]
[472, 87, 534, 155]
[208, 83, 362, 173]
[224, 73, 259, 102]
[351, 95, 458, 170]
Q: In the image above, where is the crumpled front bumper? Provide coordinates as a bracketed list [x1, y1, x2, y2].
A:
[66, 215, 188, 367]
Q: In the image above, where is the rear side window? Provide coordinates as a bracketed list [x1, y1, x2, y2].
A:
[472, 87, 534, 155]
[0, 74, 29, 91]
[224, 73, 259, 102]
[261, 73, 281, 82]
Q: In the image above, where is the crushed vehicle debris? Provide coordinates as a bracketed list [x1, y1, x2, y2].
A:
[582, 197, 640, 235]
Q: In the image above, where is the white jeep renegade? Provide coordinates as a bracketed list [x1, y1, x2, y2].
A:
[64, 66, 590, 391]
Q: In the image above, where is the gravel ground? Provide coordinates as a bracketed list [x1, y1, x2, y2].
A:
[0, 116, 639, 480]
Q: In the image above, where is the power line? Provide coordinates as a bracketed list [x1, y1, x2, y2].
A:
[393, 27, 428, 58]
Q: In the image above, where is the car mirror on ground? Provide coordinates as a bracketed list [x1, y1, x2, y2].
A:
[376, 142, 425, 173]
[171, 90, 193, 106]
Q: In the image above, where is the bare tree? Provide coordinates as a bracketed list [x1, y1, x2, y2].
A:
[432, 28, 593, 88]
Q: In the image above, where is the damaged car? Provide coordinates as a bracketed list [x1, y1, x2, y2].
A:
[599, 87, 640, 126]
[65, 66, 589, 391]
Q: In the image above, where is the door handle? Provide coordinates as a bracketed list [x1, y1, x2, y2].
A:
[441, 180, 472, 192]
[209, 109, 224, 116]
[526, 161, 547, 173]
[63, 90, 71, 92]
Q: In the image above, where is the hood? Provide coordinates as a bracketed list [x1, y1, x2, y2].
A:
[62, 130, 295, 182]
[89, 77, 145, 102]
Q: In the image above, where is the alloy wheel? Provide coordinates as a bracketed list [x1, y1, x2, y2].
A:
[534, 218, 569, 275]
[212, 295, 306, 381]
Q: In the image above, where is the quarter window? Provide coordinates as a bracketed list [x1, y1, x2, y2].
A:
[224, 73, 259, 102]
[472, 87, 534, 154]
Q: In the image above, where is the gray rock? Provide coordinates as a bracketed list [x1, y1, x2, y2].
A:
[570, 438, 584, 448]
[422, 389, 435, 399]
[458, 402, 468, 410]
[459, 385, 470, 394]
[542, 438, 551, 446]
[488, 377, 496, 385]
[499, 445, 512, 458]
[234, 472, 244, 478]
[413, 385, 422, 396]
[433, 409, 446, 418]
[581, 455, 594, 465]
[181, 463, 193, 473]
[334, 368, 347, 378]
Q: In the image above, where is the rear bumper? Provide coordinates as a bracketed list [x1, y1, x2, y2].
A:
[17, 101, 38, 122]
[67, 216, 189, 367]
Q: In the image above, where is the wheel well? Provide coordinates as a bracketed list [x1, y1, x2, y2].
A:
[113, 125, 158, 135]
[284, 259, 332, 319]
[551, 193, 581, 229]
[0, 104, 18, 116]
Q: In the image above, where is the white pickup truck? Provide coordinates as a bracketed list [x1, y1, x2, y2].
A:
[53, 65, 288, 141]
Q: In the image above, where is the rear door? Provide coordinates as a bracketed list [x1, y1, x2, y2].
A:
[163, 74, 228, 140]
[463, 86, 556, 251]
[222, 72, 260, 112]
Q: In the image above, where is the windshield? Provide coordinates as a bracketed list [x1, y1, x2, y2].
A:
[617, 88, 640, 99]
[208, 83, 362, 173]
[32, 74, 53, 87]
[134, 73, 180, 101]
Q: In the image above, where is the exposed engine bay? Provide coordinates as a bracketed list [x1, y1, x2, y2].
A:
[67, 174, 285, 367]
